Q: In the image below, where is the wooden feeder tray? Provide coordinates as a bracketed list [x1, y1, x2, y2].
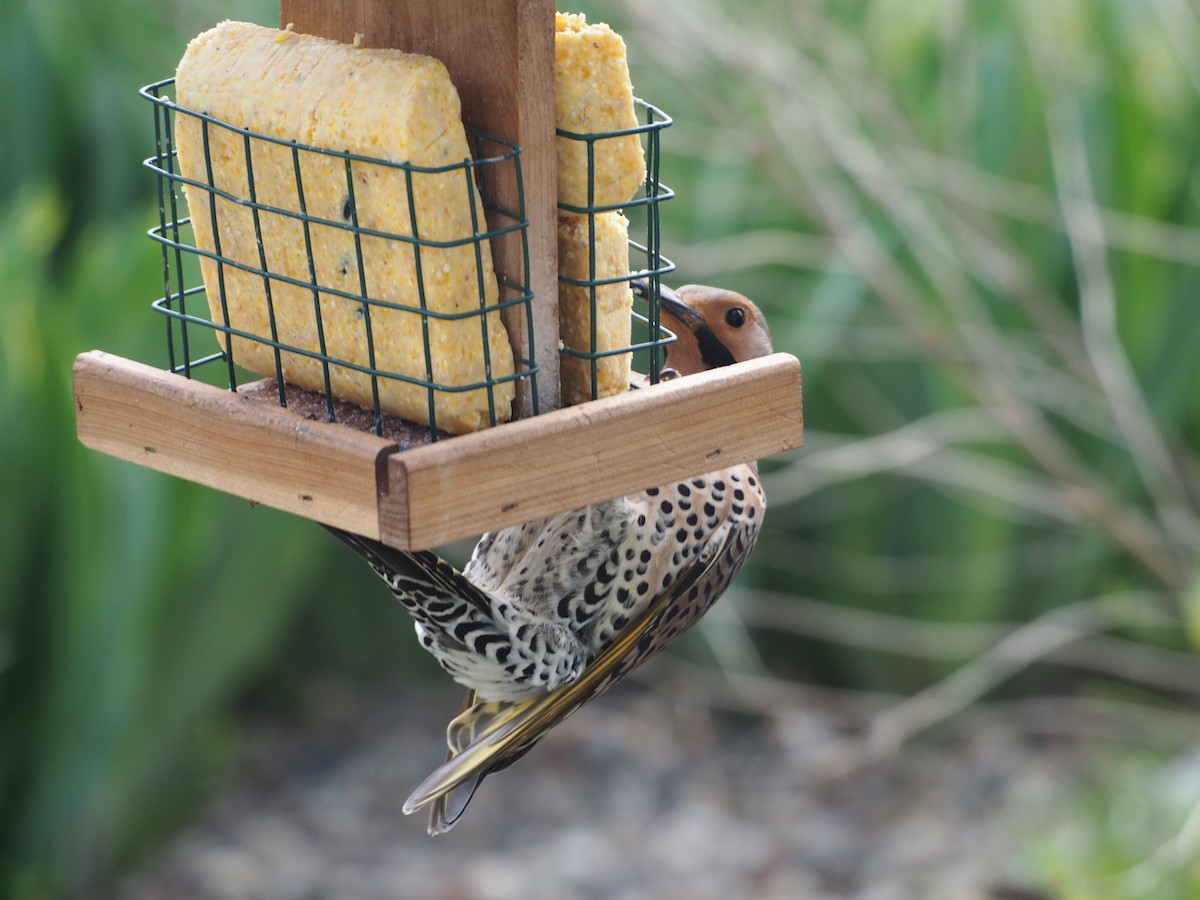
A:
[74, 350, 801, 549]
[72, 0, 803, 551]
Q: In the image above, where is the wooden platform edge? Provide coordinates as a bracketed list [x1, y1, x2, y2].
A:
[73, 350, 397, 538]
[381, 352, 803, 549]
[73, 350, 803, 551]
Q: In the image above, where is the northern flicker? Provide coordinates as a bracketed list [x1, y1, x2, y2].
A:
[326, 282, 773, 832]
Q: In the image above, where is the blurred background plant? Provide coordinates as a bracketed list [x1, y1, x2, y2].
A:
[2, 0, 1199, 896]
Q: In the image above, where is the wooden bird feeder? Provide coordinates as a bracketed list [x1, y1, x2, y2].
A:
[72, 0, 803, 551]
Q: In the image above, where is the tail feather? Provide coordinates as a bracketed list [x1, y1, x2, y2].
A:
[425, 774, 484, 835]
[404, 693, 542, 819]
[326, 522, 745, 833]
[401, 526, 738, 830]
[424, 689, 487, 835]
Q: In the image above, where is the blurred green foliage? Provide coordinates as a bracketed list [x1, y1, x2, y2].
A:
[620, 0, 1200, 635]
[1, 0, 1198, 894]
[0, 1, 436, 892]
[1017, 748, 1200, 899]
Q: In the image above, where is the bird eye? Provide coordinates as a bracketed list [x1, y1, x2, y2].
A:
[724, 306, 747, 328]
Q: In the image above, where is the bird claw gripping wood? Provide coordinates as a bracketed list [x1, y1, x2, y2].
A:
[327, 282, 774, 833]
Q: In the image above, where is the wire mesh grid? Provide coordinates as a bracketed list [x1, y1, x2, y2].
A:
[556, 98, 676, 401]
[143, 77, 675, 439]
[143, 78, 537, 441]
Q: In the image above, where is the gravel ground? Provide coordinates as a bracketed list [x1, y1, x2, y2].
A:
[120, 669, 1069, 900]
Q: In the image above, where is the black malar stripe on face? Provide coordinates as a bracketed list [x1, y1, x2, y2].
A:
[695, 326, 737, 369]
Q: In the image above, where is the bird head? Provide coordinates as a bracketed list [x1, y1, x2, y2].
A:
[651, 283, 773, 376]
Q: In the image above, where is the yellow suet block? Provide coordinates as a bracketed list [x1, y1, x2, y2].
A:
[175, 20, 514, 434]
[557, 211, 633, 405]
[555, 12, 646, 209]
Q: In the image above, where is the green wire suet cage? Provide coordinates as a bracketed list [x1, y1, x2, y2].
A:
[143, 77, 544, 442]
[556, 97, 677, 396]
[142, 79, 678, 441]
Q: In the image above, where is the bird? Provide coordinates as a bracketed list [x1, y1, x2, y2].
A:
[325, 281, 773, 833]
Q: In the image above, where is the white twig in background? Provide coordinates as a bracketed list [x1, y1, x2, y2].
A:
[896, 146, 1200, 268]
[1026, 17, 1199, 559]
[1151, 0, 1200, 99]
[800, 596, 1169, 775]
[667, 229, 838, 277]
[729, 587, 1200, 698]
[1123, 793, 1200, 896]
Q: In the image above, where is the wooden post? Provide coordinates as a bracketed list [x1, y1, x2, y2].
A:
[278, 0, 560, 418]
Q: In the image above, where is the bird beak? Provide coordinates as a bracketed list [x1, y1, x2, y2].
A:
[633, 280, 741, 374]
[632, 280, 703, 337]
[656, 284, 705, 334]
